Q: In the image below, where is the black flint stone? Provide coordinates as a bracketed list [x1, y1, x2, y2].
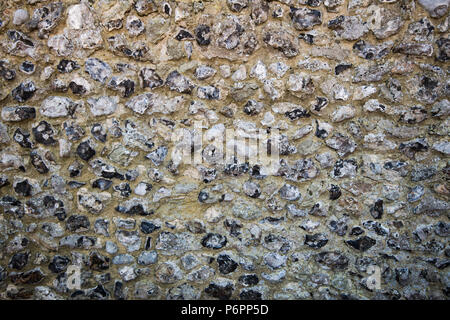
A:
[55, 208, 67, 221]
[66, 215, 90, 232]
[30, 151, 49, 174]
[224, 219, 242, 237]
[119, 79, 135, 97]
[88, 252, 110, 271]
[7, 30, 34, 47]
[195, 24, 211, 46]
[115, 204, 153, 216]
[57, 59, 80, 73]
[114, 281, 125, 299]
[0, 177, 9, 189]
[312, 97, 328, 112]
[69, 81, 86, 95]
[305, 233, 329, 248]
[12, 81, 36, 102]
[217, 254, 238, 274]
[91, 124, 107, 143]
[9, 252, 29, 270]
[329, 184, 342, 200]
[315, 251, 349, 270]
[384, 160, 407, 171]
[101, 170, 125, 180]
[64, 122, 85, 141]
[335, 63, 352, 75]
[329, 220, 348, 236]
[238, 274, 259, 286]
[68, 181, 85, 188]
[346, 236, 376, 252]
[240, 289, 262, 300]
[1, 195, 21, 206]
[144, 237, 152, 250]
[328, 15, 345, 29]
[175, 30, 194, 41]
[140, 221, 161, 234]
[298, 33, 314, 44]
[20, 61, 35, 74]
[315, 126, 328, 139]
[13, 107, 36, 121]
[370, 199, 384, 219]
[285, 108, 310, 120]
[350, 226, 364, 236]
[198, 191, 209, 202]
[114, 183, 132, 197]
[14, 180, 32, 196]
[92, 178, 112, 190]
[9, 268, 45, 285]
[48, 255, 71, 273]
[224, 161, 249, 176]
[201, 233, 227, 249]
[363, 221, 388, 236]
[33, 121, 56, 145]
[14, 128, 34, 148]
[76, 141, 96, 161]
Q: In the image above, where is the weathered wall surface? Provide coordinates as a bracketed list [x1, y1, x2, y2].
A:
[0, 0, 449, 300]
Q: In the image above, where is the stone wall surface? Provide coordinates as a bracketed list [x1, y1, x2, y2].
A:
[0, 0, 449, 300]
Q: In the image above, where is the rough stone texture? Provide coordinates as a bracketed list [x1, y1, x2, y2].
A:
[0, 0, 448, 301]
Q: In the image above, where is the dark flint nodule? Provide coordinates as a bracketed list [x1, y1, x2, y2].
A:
[195, 24, 211, 46]
[201, 233, 227, 249]
[370, 199, 384, 219]
[76, 141, 96, 161]
[12, 81, 36, 102]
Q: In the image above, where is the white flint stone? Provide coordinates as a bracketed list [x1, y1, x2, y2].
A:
[432, 141, 450, 155]
[59, 139, 72, 158]
[331, 105, 356, 122]
[88, 96, 119, 116]
[232, 65, 247, 81]
[67, 3, 96, 30]
[353, 85, 377, 100]
[269, 61, 290, 78]
[13, 9, 29, 25]
[250, 60, 267, 81]
[261, 112, 275, 126]
[40, 96, 76, 118]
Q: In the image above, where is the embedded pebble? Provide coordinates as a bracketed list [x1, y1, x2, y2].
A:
[13, 9, 29, 26]
[85, 58, 112, 84]
[87, 96, 119, 117]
